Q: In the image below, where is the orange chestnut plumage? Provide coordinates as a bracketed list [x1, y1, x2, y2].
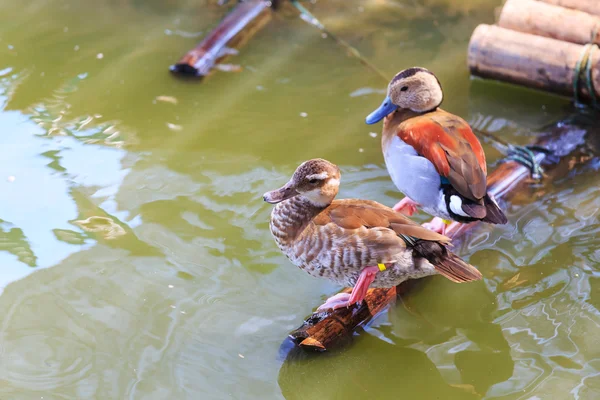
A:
[366, 67, 507, 234]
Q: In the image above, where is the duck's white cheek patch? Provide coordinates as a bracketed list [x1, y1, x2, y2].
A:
[449, 195, 469, 217]
[306, 172, 328, 180]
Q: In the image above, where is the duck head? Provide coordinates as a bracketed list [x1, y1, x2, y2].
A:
[365, 67, 443, 124]
[263, 159, 341, 207]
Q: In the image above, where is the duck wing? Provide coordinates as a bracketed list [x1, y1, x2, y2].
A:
[315, 199, 450, 244]
[312, 199, 481, 283]
[399, 110, 487, 202]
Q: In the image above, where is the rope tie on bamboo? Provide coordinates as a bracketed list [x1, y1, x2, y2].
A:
[573, 26, 599, 109]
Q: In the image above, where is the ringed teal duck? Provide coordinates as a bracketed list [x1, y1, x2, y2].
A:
[263, 158, 482, 311]
[365, 67, 507, 234]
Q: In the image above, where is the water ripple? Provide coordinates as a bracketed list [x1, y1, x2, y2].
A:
[0, 334, 94, 392]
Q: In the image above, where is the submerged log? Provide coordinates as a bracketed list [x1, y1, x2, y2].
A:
[468, 24, 600, 102]
[540, 0, 600, 16]
[499, 0, 600, 46]
[170, 0, 273, 78]
[286, 113, 596, 352]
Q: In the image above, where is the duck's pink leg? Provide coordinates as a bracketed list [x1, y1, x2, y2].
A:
[422, 217, 447, 235]
[393, 197, 419, 216]
[348, 266, 380, 304]
[317, 266, 380, 312]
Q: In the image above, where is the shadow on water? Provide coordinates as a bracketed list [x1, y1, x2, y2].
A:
[278, 274, 514, 399]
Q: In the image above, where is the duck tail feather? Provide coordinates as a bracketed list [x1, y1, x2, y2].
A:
[481, 194, 508, 224]
[413, 241, 482, 283]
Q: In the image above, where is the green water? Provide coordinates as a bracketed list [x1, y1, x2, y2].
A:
[1, 0, 600, 398]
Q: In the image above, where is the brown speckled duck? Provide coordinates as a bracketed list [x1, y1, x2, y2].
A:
[263, 158, 482, 311]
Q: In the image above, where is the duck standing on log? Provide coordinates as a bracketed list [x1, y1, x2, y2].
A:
[365, 67, 507, 234]
[263, 158, 481, 311]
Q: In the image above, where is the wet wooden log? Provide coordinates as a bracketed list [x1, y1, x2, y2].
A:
[540, 0, 600, 16]
[289, 286, 399, 351]
[499, 0, 600, 46]
[287, 114, 595, 352]
[170, 0, 273, 78]
[468, 24, 600, 102]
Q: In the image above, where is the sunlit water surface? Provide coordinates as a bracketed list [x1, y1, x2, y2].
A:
[1, 0, 599, 398]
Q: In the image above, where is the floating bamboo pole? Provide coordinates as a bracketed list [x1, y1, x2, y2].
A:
[287, 115, 593, 352]
[499, 0, 600, 46]
[170, 0, 273, 78]
[468, 24, 600, 102]
[540, 0, 600, 17]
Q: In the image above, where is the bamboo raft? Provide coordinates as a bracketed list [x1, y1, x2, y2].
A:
[469, 0, 600, 107]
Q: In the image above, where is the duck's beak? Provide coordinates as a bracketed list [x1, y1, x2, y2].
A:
[263, 181, 298, 204]
[365, 96, 398, 124]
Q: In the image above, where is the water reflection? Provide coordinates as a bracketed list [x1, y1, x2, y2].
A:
[280, 340, 482, 400]
[280, 275, 514, 399]
[0, 70, 131, 290]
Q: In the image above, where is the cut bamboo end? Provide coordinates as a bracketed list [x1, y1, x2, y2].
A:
[468, 24, 600, 101]
[540, 0, 600, 17]
[499, 0, 600, 46]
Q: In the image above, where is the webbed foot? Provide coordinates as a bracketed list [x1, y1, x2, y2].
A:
[317, 265, 382, 311]
[393, 197, 419, 216]
[422, 217, 448, 235]
[317, 292, 352, 312]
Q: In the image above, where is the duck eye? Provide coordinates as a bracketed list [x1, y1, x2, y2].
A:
[309, 179, 318, 184]
[400, 86, 408, 92]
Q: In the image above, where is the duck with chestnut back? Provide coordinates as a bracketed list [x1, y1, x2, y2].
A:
[365, 67, 507, 234]
[263, 158, 482, 311]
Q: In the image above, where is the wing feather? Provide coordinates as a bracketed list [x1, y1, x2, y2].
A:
[398, 109, 487, 201]
[315, 199, 450, 244]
